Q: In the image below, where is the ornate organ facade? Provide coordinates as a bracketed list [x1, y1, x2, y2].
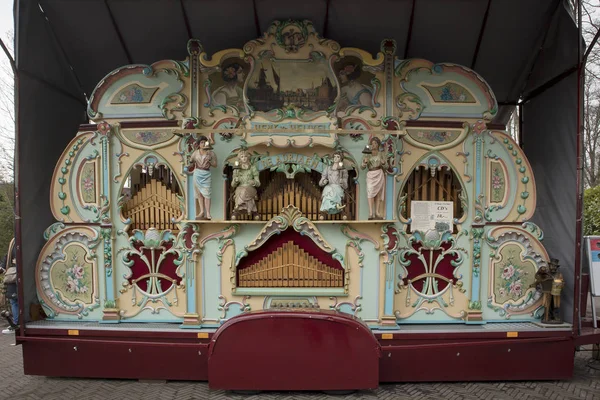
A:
[36, 21, 548, 328]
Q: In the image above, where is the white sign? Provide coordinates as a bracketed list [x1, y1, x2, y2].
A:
[585, 236, 600, 296]
[410, 201, 454, 233]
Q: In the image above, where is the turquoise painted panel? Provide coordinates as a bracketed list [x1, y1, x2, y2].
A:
[358, 240, 380, 321]
[201, 243, 222, 321]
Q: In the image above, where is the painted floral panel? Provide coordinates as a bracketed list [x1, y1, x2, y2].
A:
[80, 162, 96, 204]
[422, 82, 476, 103]
[407, 129, 458, 146]
[493, 243, 536, 304]
[122, 130, 172, 146]
[50, 244, 94, 304]
[490, 160, 506, 204]
[112, 84, 159, 104]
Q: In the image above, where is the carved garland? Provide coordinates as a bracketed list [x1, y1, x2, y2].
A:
[396, 230, 467, 320]
[118, 228, 185, 318]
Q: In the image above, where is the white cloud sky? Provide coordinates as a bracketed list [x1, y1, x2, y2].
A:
[0, 1, 15, 181]
[0, 1, 13, 49]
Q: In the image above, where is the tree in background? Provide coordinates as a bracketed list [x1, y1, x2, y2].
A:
[0, 30, 14, 178]
[584, 77, 600, 187]
[582, 2, 600, 188]
[0, 30, 14, 258]
[578, 1, 600, 237]
[584, 185, 600, 235]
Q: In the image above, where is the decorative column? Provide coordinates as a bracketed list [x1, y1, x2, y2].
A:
[467, 120, 487, 322]
[98, 122, 119, 322]
[382, 39, 397, 221]
[181, 223, 202, 327]
[380, 224, 400, 328]
[187, 39, 202, 118]
[101, 226, 119, 322]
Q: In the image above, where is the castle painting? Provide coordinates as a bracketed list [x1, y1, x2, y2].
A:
[246, 58, 338, 112]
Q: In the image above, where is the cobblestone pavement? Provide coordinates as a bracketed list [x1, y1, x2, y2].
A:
[2, 322, 600, 400]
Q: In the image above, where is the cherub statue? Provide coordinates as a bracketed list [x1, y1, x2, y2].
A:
[189, 136, 217, 220]
[231, 149, 260, 220]
[361, 137, 387, 220]
[319, 151, 349, 220]
[530, 258, 565, 324]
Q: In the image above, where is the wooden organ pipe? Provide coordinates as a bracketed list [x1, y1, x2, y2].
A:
[122, 178, 180, 233]
[402, 167, 462, 230]
[238, 241, 344, 288]
[229, 170, 356, 221]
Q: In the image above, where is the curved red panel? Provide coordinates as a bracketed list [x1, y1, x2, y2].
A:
[208, 310, 380, 391]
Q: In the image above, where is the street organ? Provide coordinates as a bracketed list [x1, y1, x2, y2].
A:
[31, 21, 559, 386]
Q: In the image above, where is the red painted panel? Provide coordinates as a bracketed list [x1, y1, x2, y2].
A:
[238, 230, 342, 272]
[379, 337, 574, 382]
[576, 327, 600, 346]
[403, 241, 457, 292]
[23, 339, 209, 381]
[20, 329, 576, 383]
[208, 310, 380, 391]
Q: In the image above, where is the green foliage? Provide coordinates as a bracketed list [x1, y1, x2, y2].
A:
[0, 182, 14, 260]
[584, 185, 600, 236]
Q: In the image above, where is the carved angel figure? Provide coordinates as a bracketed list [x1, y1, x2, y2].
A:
[231, 150, 260, 220]
[319, 151, 349, 219]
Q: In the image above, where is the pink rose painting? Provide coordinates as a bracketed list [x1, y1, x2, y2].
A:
[501, 265, 515, 280]
[65, 263, 88, 294]
[497, 257, 529, 301]
[509, 280, 523, 298]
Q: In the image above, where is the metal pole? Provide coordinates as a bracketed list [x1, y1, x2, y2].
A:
[574, 0, 585, 336]
[14, 0, 23, 340]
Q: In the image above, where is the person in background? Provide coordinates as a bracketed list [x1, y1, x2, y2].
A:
[2, 239, 18, 334]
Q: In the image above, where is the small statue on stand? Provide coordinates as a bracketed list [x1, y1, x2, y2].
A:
[361, 137, 387, 220]
[189, 136, 217, 220]
[530, 258, 565, 324]
[319, 151, 349, 220]
[231, 149, 261, 220]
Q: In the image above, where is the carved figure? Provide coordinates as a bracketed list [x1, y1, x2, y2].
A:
[361, 137, 387, 220]
[319, 151, 349, 219]
[530, 258, 564, 324]
[190, 136, 217, 220]
[231, 150, 260, 220]
[212, 62, 245, 110]
[549, 258, 565, 323]
[338, 61, 373, 111]
[281, 29, 305, 52]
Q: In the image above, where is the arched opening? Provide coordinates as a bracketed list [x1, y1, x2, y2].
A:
[121, 163, 183, 233]
[224, 168, 358, 221]
[237, 229, 345, 288]
[400, 164, 464, 232]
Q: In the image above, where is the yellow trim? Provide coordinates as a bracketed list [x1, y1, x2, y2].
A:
[506, 331, 518, 338]
[339, 48, 384, 66]
[68, 330, 80, 336]
[199, 48, 245, 68]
